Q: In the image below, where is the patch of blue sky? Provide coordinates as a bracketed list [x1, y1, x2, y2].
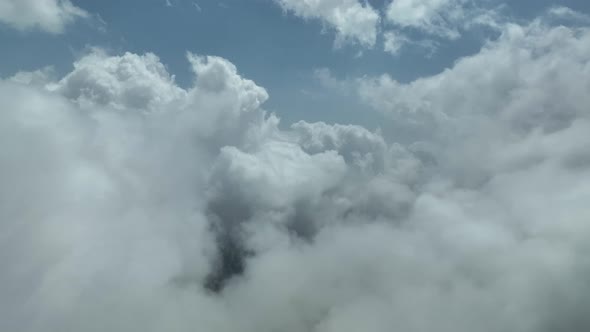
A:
[1, 0, 588, 127]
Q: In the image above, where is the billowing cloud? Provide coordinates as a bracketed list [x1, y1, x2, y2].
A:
[359, 16, 590, 141]
[3, 9, 590, 331]
[274, 0, 380, 47]
[0, 0, 88, 33]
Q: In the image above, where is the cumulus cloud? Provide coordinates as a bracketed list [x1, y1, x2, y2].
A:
[274, 0, 380, 47]
[3, 9, 590, 331]
[360, 15, 590, 139]
[0, 0, 88, 33]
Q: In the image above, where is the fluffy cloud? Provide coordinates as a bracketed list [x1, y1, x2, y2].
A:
[0, 0, 88, 33]
[1, 49, 405, 331]
[359, 18, 590, 142]
[3, 10, 590, 331]
[274, 0, 380, 47]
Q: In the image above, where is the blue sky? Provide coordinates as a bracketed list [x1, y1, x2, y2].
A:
[2, 0, 588, 128]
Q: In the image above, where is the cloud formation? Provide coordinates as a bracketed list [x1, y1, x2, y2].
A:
[2, 9, 590, 332]
[274, 0, 380, 47]
[0, 0, 88, 33]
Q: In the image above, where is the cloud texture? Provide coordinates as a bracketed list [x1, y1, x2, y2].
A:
[2, 11, 590, 332]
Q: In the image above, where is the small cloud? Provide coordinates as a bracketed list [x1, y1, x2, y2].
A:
[313, 68, 354, 93]
[547, 6, 590, 23]
[274, 0, 379, 47]
[383, 31, 410, 56]
[383, 31, 438, 57]
[193, 2, 202, 12]
[91, 13, 108, 33]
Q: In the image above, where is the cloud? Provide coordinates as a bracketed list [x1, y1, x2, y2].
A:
[359, 16, 590, 137]
[313, 67, 350, 91]
[0, 49, 275, 331]
[383, 30, 437, 56]
[51, 50, 186, 111]
[3, 9, 590, 331]
[192, 2, 202, 12]
[547, 6, 590, 24]
[383, 30, 410, 55]
[0, 0, 88, 33]
[385, 0, 466, 39]
[274, 0, 380, 47]
[383, 0, 505, 54]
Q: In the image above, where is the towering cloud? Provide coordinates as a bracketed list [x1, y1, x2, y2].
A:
[2, 9, 590, 332]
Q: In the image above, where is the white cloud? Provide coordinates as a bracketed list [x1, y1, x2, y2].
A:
[547, 6, 590, 24]
[313, 67, 350, 91]
[383, 30, 437, 55]
[274, 0, 380, 47]
[0, 0, 88, 33]
[382, 0, 506, 54]
[385, 0, 466, 39]
[360, 19, 590, 135]
[383, 30, 409, 55]
[52, 50, 186, 111]
[3, 9, 590, 331]
[357, 14, 590, 199]
[9, 66, 56, 86]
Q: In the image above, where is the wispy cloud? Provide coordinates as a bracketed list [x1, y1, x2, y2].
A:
[193, 2, 202, 12]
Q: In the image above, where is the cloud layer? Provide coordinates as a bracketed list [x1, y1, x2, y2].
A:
[2, 10, 590, 332]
